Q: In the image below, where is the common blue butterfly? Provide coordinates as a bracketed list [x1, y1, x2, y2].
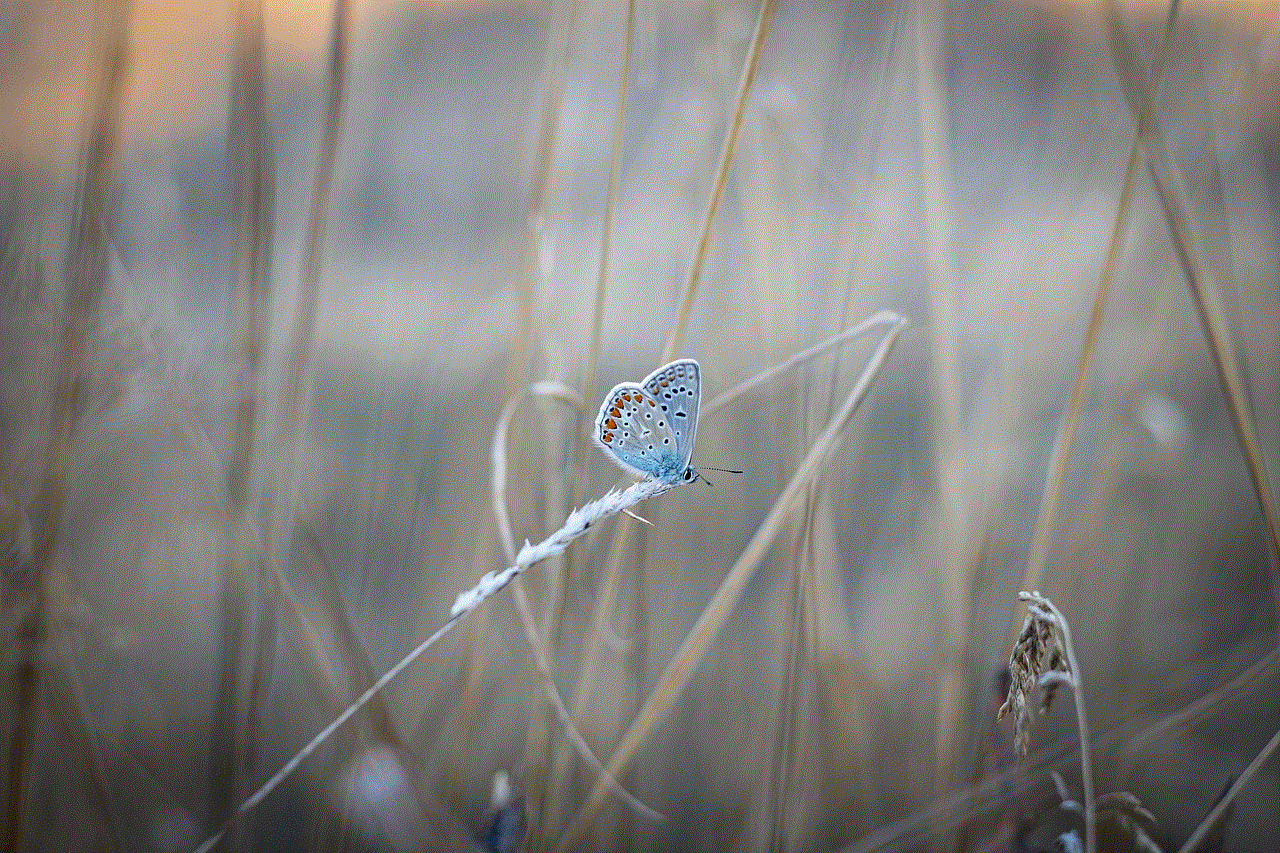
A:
[594, 359, 700, 484]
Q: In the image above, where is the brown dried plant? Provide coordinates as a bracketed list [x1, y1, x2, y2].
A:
[999, 593, 1072, 759]
[1000, 591, 1095, 853]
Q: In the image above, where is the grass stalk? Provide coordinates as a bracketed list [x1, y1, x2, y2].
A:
[505, 10, 575, 837]
[209, 2, 273, 841]
[491, 381, 664, 819]
[545, 5, 639, 833]
[1013, 0, 1179, 615]
[197, 447, 689, 853]
[4, 6, 129, 850]
[582, 0, 636, 424]
[1024, 592, 1096, 853]
[1103, 0, 1280, 614]
[265, 0, 349, 590]
[912, 0, 975, 810]
[662, 0, 777, 361]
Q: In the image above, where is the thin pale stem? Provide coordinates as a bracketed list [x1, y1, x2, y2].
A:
[1022, 592, 1094, 853]
[662, 0, 777, 360]
[1014, 0, 1181, 624]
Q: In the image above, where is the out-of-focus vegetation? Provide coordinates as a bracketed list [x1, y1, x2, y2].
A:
[2, 1, 1278, 851]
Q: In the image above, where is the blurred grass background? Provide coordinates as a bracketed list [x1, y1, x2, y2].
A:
[2, 1, 1279, 851]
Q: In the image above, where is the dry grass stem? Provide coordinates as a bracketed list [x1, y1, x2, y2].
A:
[265, 0, 349, 588]
[1103, 0, 1280, 613]
[702, 310, 903, 417]
[9, 4, 1278, 850]
[1001, 592, 1095, 853]
[506, 581, 664, 824]
[197, 460, 685, 851]
[583, 0, 637, 420]
[662, 0, 777, 361]
[491, 381, 583, 560]
[1015, 0, 1180, 614]
[5, 5, 129, 850]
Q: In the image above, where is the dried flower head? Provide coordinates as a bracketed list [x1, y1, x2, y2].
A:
[999, 591, 1075, 757]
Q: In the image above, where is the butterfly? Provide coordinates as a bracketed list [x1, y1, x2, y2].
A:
[594, 359, 700, 484]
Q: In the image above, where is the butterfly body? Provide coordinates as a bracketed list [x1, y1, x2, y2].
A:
[594, 359, 700, 484]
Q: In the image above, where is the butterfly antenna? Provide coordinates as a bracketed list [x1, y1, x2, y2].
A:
[700, 466, 744, 474]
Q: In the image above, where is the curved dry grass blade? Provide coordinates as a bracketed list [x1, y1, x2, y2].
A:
[195, 472, 682, 852]
[702, 310, 904, 417]
[558, 316, 907, 853]
[490, 380, 663, 823]
[198, 471, 670, 850]
[507, 581, 664, 825]
[491, 381, 582, 559]
[1103, 1, 1280, 609]
[662, 0, 778, 361]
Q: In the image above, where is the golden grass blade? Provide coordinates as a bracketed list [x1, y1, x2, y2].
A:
[551, 7, 637, 824]
[662, 0, 778, 361]
[1103, 1, 1280, 610]
[267, 0, 349, 577]
[1013, 0, 1180, 624]
[583, 0, 636, 421]
[558, 315, 907, 853]
[505, 3, 576, 401]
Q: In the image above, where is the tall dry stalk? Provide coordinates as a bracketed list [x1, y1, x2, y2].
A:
[3, 6, 129, 850]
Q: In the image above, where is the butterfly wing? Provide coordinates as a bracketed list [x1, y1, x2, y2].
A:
[594, 382, 677, 479]
[640, 359, 699, 472]
[594, 359, 700, 482]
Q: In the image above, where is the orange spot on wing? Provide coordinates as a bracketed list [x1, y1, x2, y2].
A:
[605, 418, 616, 429]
